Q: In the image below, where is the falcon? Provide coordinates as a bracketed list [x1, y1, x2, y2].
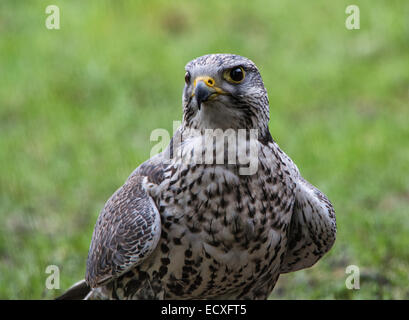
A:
[58, 54, 336, 300]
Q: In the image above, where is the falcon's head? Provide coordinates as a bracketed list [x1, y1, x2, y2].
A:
[182, 54, 270, 134]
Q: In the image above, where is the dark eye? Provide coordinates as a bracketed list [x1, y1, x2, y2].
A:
[225, 66, 245, 83]
[185, 71, 191, 84]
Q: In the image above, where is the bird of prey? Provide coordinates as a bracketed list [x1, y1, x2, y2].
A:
[58, 54, 336, 300]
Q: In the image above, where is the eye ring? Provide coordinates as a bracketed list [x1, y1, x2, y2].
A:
[224, 66, 245, 84]
[185, 71, 191, 84]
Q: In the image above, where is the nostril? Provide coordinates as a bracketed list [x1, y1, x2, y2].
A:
[207, 79, 213, 86]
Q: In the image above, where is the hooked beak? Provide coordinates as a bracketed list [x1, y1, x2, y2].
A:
[195, 81, 215, 108]
[192, 76, 227, 110]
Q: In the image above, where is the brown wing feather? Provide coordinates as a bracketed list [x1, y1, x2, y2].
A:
[85, 161, 163, 288]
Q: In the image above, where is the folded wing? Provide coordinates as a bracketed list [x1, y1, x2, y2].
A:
[85, 167, 162, 288]
[280, 177, 337, 273]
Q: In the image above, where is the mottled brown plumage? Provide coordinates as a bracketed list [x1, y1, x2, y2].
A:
[58, 54, 336, 300]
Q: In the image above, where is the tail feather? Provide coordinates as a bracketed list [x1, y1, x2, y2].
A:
[56, 279, 91, 300]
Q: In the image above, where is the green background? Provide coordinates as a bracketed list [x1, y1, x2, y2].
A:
[1, 0, 408, 299]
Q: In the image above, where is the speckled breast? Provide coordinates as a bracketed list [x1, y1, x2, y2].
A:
[145, 142, 296, 299]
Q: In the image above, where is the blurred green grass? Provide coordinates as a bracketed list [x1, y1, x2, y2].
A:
[1, 0, 408, 299]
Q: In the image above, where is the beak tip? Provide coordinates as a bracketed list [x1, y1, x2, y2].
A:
[195, 81, 212, 107]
